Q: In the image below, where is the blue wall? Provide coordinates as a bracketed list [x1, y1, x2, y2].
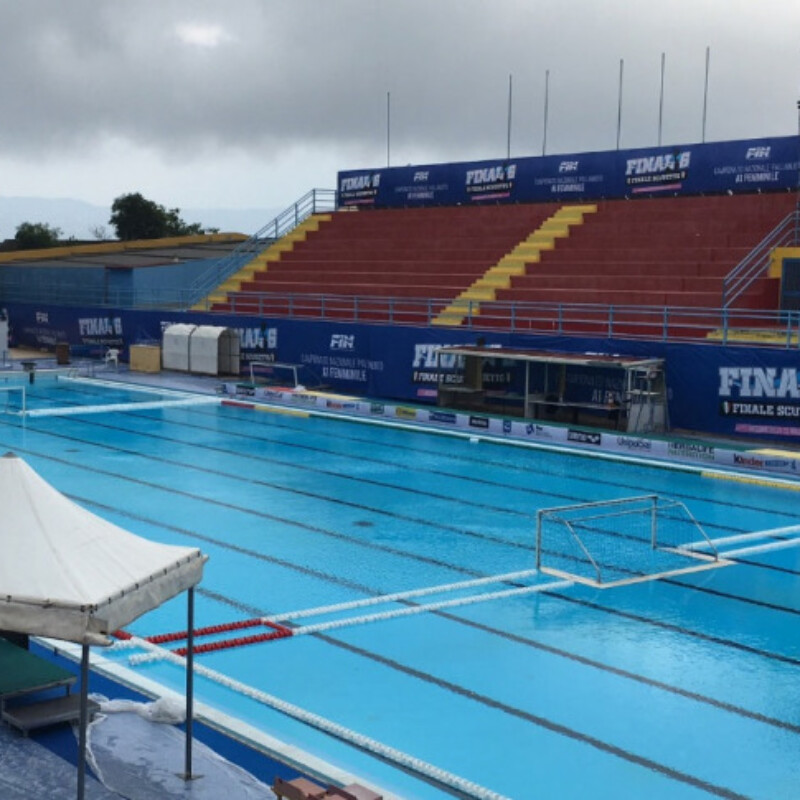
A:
[6, 302, 800, 443]
[0, 259, 215, 306]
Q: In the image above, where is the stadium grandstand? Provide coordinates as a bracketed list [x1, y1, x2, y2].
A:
[1, 134, 799, 445]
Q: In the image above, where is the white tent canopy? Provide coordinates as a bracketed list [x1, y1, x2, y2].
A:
[0, 451, 207, 799]
[0, 452, 206, 646]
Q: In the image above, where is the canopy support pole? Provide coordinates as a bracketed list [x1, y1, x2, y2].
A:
[76, 643, 89, 800]
[183, 586, 195, 779]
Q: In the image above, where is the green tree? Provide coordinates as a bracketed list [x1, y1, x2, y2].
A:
[109, 192, 204, 240]
[14, 221, 62, 249]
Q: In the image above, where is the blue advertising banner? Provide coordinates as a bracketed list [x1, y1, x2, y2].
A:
[338, 135, 800, 207]
[6, 301, 800, 444]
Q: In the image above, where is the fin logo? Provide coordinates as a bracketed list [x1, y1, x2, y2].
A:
[330, 334, 355, 350]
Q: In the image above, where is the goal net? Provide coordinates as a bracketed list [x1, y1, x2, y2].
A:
[536, 495, 727, 588]
[248, 360, 309, 389]
[0, 385, 26, 415]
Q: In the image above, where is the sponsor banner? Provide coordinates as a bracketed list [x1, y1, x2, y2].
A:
[191, 386, 800, 479]
[395, 406, 418, 421]
[667, 441, 716, 464]
[731, 452, 799, 473]
[602, 435, 672, 463]
[338, 135, 799, 207]
[7, 303, 800, 446]
[428, 411, 457, 426]
[567, 428, 602, 446]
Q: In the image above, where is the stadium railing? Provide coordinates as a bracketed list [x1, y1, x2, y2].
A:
[1, 283, 798, 346]
[185, 188, 338, 306]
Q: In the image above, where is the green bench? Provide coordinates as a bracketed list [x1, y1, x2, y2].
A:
[0, 637, 98, 734]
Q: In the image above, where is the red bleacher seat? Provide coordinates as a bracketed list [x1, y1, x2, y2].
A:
[211, 192, 797, 332]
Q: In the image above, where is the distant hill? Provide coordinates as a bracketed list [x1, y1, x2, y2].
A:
[0, 196, 282, 241]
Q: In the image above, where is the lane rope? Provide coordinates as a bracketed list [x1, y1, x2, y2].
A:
[123, 636, 513, 800]
[125, 578, 572, 663]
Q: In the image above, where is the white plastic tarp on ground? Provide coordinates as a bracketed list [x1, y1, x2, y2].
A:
[0, 452, 206, 645]
[87, 699, 274, 799]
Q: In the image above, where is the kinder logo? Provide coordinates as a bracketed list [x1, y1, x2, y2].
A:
[734, 454, 765, 469]
[732, 453, 797, 471]
[568, 429, 601, 446]
[330, 334, 355, 350]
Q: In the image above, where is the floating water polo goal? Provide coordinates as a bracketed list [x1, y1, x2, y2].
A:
[536, 494, 729, 588]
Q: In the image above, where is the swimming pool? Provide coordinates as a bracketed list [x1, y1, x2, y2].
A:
[3, 374, 800, 799]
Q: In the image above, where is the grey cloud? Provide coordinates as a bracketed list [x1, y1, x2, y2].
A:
[0, 0, 798, 179]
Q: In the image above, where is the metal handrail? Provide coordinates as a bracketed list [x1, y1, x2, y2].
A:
[722, 209, 800, 308]
[3, 281, 800, 349]
[186, 188, 338, 306]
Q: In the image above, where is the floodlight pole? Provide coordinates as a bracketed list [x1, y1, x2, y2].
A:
[386, 91, 391, 168]
[507, 74, 513, 159]
[542, 69, 550, 156]
[658, 52, 665, 146]
[616, 58, 624, 150]
[701, 46, 710, 143]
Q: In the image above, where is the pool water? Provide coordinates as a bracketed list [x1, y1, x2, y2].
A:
[2, 383, 799, 800]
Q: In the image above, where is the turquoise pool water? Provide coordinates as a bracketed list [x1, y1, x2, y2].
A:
[2, 375, 800, 799]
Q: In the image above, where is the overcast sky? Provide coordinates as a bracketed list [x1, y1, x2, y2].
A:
[1, 0, 799, 221]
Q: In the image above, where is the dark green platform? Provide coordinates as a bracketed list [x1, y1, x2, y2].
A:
[0, 637, 75, 700]
[0, 637, 92, 734]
